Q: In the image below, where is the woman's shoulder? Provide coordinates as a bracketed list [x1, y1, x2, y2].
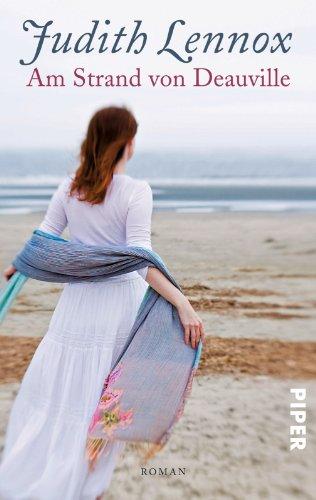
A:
[51, 175, 74, 203]
[114, 175, 152, 208]
[130, 177, 152, 200]
[115, 174, 151, 195]
[58, 174, 74, 192]
[55, 174, 72, 188]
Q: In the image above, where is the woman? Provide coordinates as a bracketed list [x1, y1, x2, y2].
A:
[0, 106, 204, 500]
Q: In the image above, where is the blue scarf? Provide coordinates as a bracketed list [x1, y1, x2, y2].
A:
[1, 230, 202, 467]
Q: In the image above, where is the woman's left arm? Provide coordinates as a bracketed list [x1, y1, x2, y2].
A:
[126, 180, 205, 348]
[145, 267, 205, 349]
[126, 181, 153, 279]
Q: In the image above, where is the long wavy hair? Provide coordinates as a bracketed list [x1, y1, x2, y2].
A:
[70, 106, 138, 204]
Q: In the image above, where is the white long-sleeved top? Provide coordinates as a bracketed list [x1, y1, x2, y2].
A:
[39, 174, 153, 278]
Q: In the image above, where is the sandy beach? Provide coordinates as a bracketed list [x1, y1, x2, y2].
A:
[1, 211, 316, 499]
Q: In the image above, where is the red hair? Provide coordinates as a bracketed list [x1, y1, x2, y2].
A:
[70, 106, 138, 204]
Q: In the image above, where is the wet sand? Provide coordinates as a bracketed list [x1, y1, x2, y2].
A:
[1, 335, 316, 385]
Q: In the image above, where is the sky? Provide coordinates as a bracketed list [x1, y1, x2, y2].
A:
[0, 0, 315, 154]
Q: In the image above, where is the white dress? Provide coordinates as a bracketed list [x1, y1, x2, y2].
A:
[0, 174, 153, 500]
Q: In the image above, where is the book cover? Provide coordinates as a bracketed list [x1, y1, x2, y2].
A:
[0, 1, 315, 499]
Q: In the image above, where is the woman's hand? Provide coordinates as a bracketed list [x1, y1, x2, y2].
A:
[176, 296, 205, 349]
[145, 267, 206, 349]
[3, 264, 16, 281]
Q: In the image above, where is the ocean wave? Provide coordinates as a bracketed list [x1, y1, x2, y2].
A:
[0, 176, 64, 186]
[1, 200, 316, 215]
[147, 177, 316, 187]
[0, 175, 316, 188]
[174, 200, 316, 212]
[1, 199, 316, 215]
[0, 207, 43, 215]
[0, 188, 55, 197]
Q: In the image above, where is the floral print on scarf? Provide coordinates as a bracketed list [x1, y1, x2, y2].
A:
[88, 363, 133, 437]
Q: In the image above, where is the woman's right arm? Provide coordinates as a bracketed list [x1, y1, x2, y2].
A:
[38, 178, 68, 236]
[145, 267, 205, 349]
[3, 179, 68, 281]
[3, 265, 16, 281]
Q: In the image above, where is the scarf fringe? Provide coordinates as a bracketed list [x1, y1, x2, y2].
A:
[86, 437, 108, 471]
[128, 442, 165, 463]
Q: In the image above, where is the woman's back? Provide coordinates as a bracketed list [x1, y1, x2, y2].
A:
[39, 174, 153, 249]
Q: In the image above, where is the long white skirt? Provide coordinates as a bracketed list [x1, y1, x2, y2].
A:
[0, 272, 148, 500]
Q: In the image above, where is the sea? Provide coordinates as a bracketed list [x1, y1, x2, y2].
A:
[0, 149, 316, 214]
